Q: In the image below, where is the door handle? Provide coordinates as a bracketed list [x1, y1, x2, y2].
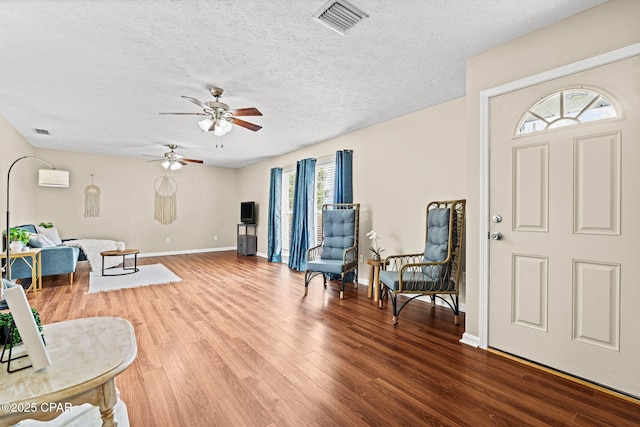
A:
[490, 232, 503, 241]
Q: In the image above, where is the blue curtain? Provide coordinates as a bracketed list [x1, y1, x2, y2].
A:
[267, 168, 282, 262]
[288, 158, 316, 271]
[334, 149, 353, 203]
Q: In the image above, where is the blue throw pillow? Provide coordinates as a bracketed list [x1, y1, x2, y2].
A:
[29, 233, 55, 248]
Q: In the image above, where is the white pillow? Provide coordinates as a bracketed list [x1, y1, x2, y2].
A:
[29, 233, 55, 248]
[36, 226, 62, 246]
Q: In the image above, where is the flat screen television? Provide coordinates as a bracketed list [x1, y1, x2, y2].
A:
[240, 201, 256, 224]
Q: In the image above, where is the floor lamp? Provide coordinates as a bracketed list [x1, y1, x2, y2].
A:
[5, 156, 69, 281]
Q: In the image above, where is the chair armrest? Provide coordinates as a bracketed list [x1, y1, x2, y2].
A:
[343, 246, 357, 265]
[306, 244, 322, 263]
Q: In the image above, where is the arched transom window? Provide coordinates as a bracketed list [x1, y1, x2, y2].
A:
[517, 88, 617, 135]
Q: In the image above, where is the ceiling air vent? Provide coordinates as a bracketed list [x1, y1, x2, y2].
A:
[33, 128, 50, 135]
[312, 0, 368, 35]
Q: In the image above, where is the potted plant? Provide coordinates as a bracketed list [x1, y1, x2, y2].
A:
[0, 309, 43, 349]
[7, 228, 30, 252]
[366, 230, 385, 261]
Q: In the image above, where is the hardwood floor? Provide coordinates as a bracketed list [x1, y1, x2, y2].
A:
[27, 251, 639, 426]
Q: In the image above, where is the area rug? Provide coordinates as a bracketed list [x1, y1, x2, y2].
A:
[88, 263, 181, 293]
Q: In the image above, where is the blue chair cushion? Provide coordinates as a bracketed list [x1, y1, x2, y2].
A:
[423, 208, 450, 279]
[306, 259, 347, 275]
[320, 209, 355, 260]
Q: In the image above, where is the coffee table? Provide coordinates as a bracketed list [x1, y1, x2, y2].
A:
[100, 249, 140, 276]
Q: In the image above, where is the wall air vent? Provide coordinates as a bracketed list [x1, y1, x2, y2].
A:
[33, 128, 50, 135]
[312, 0, 368, 35]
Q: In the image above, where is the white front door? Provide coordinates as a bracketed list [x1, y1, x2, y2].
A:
[488, 56, 640, 397]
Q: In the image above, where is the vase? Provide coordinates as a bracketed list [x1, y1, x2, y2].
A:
[116, 241, 126, 252]
[9, 241, 23, 252]
[373, 253, 381, 261]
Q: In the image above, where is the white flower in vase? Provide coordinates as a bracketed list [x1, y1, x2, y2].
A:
[366, 230, 385, 260]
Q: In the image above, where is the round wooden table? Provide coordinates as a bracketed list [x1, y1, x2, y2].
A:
[100, 249, 140, 276]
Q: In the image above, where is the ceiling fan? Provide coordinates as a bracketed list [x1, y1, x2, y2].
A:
[143, 144, 203, 170]
[160, 87, 262, 135]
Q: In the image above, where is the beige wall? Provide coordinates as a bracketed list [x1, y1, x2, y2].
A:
[31, 148, 241, 253]
[238, 97, 468, 301]
[0, 130, 240, 253]
[463, 0, 640, 338]
[0, 115, 38, 228]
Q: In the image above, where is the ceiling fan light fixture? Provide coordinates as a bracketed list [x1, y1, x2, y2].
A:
[198, 117, 213, 132]
[161, 159, 182, 170]
[213, 118, 232, 136]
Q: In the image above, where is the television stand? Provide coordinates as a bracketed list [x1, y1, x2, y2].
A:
[237, 223, 257, 256]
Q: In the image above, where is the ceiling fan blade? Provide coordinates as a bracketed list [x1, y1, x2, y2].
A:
[146, 158, 164, 163]
[232, 118, 262, 132]
[159, 112, 207, 116]
[231, 107, 262, 117]
[183, 158, 204, 164]
[181, 96, 208, 110]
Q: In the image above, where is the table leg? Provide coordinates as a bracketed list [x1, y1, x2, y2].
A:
[367, 264, 374, 298]
[102, 256, 105, 276]
[373, 266, 380, 303]
[30, 253, 37, 292]
[98, 378, 119, 427]
[36, 252, 42, 291]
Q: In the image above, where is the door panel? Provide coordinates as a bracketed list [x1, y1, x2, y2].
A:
[489, 56, 640, 397]
[512, 254, 548, 331]
[513, 143, 549, 232]
[573, 131, 621, 235]
[572, 260, 620, 351]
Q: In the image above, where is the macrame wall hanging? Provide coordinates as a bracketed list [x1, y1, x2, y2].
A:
[84, 174, 101, 217]
[154, 175, 178, 225]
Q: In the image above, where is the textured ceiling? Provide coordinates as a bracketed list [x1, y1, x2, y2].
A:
[0, 0, 605, 168]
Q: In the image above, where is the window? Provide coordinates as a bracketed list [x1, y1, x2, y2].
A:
[315, 160, 335, 245]
[280, 156, 336, 257]
[281, 169, 296, 256]
[517, 89, 617, 135]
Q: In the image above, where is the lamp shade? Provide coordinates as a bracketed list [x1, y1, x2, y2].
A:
[198, 118, 213, 132]
[38, 169, 69, 187]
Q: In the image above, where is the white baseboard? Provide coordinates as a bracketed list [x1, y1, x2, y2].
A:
[140, 246, 236, 258]
[460, 332, 480, 348]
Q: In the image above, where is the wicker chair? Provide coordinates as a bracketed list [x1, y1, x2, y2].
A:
[304, 204, 360, 299]
[379, 199, 465, 325]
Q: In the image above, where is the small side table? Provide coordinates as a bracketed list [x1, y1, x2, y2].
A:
[0, 316, 137, 426]
[0, 249, 42, 292]
[366, 258, 388, 302]
[100, 249, 140, 276]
